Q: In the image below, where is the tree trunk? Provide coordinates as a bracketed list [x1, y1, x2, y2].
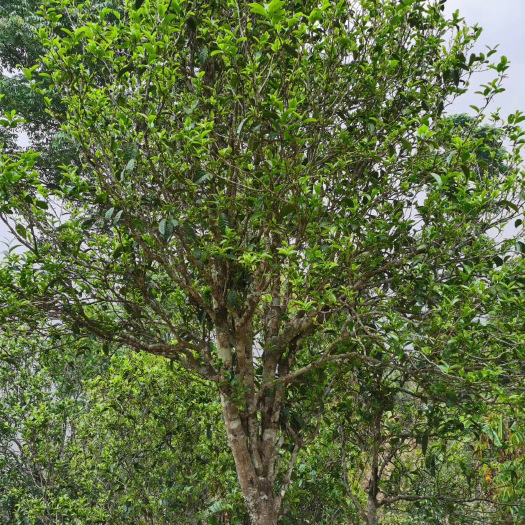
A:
[366, 409, 382, 525]
[220, 393, 282, 525]
[244, 485, 281, 525]
[366, 495, 378, 525]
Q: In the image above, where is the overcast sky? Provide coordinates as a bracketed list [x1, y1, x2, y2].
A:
[1, 1, 524, 247]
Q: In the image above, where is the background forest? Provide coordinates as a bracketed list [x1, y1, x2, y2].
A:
[0, 0, 524, 524]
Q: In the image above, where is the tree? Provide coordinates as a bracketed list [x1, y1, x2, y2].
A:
[334, 363, 524, 524]
[67, 354, 241, 524]
[0, 0, 121, 182]
[0, 334, 108, 523]
[0, 0, 40, 151]
[1, 0, 524, 523]
[282, 257, 525, 524]
[0, 337, 244, 524]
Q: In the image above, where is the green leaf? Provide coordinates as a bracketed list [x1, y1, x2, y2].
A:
[483, 424, 502, 447]
[279, 203, 295, 219]
[309, 8, 323, 23]
[499, 199, 519, 213]
[81, 217, 96, 230]
[198, 47, 208, 66]
[267, 0, 285, 16]
[117, 64, 134, 79]
[113, 245, 124, 259]
[236, 117, 249, 138]
[15, 223, 27, 239]
[113, 210, 123, 226]
[431, 173, 442, 186]
[248, 3, 268, 17]
[492, 255, 503, 267]
[400, 138, 412, 152]
[227, 289, 239, 307]
[159, 219, 174, 239]
[219, 213, 231, 234]
[186, 15, 197, 32]
[105, 207, 115, 221]
[183, 222, 197, 241]
[194, 171, 211, 184]
[417, 124, 429, 137]
[124, 158, 135, 174]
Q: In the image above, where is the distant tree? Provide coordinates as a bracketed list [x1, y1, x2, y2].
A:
[334, 363, 524, 524]
[0, 338, 243, 524]
[0, 0, 120, 183]
[0, 334, 108, 524]
[1, 1, 524, 523]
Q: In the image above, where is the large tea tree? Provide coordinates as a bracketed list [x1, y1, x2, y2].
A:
[1, 0, 524, 523]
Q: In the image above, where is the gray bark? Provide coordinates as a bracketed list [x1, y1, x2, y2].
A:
[220, 392, 282, 525]
[367, 495, 378, 525]
[245, 488, 280, 525]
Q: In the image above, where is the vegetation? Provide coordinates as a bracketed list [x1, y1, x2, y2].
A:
[0, 0, 523, 523]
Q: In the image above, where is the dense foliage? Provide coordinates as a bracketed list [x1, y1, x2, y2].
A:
[0, 0, 523, 523]
[0, 340, 244, 524]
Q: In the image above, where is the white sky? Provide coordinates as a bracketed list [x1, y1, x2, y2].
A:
[1, 1, 524, 246]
